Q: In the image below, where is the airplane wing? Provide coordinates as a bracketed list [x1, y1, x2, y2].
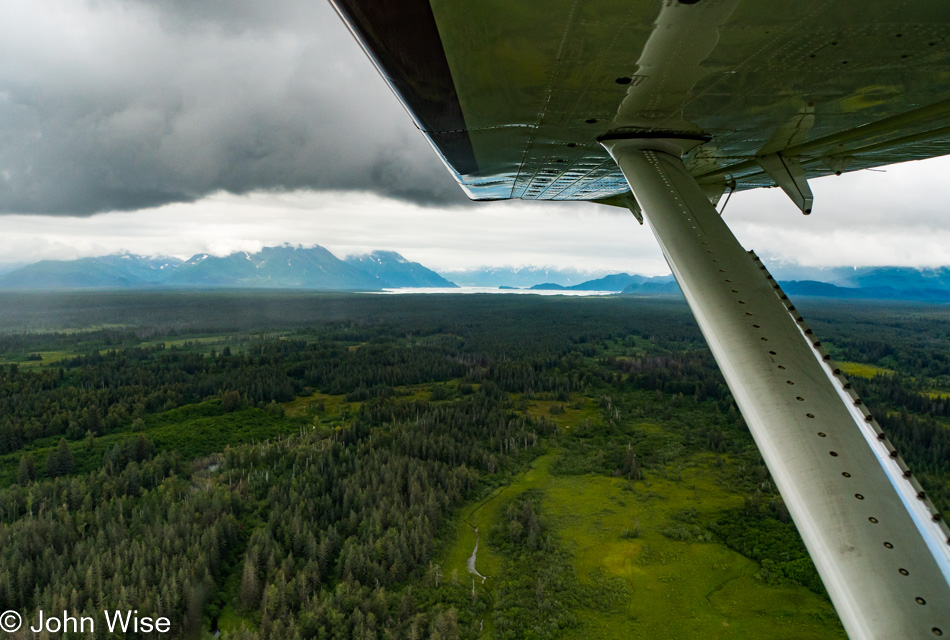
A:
[331, 0, 950, 203]
[331, 2, 950, 638]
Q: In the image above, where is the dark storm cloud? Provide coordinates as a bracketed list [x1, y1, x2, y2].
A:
[0, 0, 468, 215]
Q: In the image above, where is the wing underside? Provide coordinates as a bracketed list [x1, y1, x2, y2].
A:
[332, 0, 950, 202]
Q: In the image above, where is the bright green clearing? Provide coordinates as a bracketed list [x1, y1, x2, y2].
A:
[442, 429, 845, 639]
[549, 460, 843, 640]
[283, 391, 350, 419]
[837, 361, 893, 378]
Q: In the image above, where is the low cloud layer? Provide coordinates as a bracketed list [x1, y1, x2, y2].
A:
[5, 157, 950, 275]
[0, 191, 665, 274]
[0, 0, 467, 215]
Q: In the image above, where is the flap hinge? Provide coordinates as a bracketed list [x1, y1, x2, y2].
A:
[757, 152, 813, 215]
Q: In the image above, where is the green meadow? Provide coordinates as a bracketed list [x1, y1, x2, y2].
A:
[837, 361, 893, 378]
[441, 393, 846, 640]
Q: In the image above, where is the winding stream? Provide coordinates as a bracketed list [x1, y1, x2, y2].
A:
[466, 527, 488, 584]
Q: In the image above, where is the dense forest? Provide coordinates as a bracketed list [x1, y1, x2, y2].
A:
[0, 292, 947, 638]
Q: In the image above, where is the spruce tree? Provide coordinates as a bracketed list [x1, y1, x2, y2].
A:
[17, 454, 35, 485]
[45, 438, 75, 477]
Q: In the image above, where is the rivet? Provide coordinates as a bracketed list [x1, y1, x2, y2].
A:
[932, 627, 942, 636]
[818, 432, 827, 437]
[916, 597, 926, 605]
[830, 451, 839, 456]
[806, 413, 814, 418]
[796, 397, 804, 401]
[884, 541, 893, 548]
[842, 472, 851, 477]
[778, 365, 786, 370]
[899, 567, 908, 575]
[869, 517, 878, 523]
[855, 493, 864, 499]
[760, 337, 768, 341]
[786, 380, 795, 385]
[769, 350, 776, 355]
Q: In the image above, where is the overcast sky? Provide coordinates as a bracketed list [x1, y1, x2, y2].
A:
[3, 0, 950, 275]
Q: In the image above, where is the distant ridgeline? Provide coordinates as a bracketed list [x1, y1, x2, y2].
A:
[2, 247, 949, 300]
[0, 246, 458, 291]
[528, 272, 679, 294]
[524, 267, 950, 302]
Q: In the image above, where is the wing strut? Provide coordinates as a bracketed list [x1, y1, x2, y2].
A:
[601, 136, 950, 640]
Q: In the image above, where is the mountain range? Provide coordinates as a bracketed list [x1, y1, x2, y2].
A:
[2, 247, 950, 301]
[529, 273, 677, 292]
[521, 268, 950, 301]
[0, 246, 456, 291]
[443, 266, 612, 288]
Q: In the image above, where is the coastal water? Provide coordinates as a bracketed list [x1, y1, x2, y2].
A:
[372, 286, 617, 296]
